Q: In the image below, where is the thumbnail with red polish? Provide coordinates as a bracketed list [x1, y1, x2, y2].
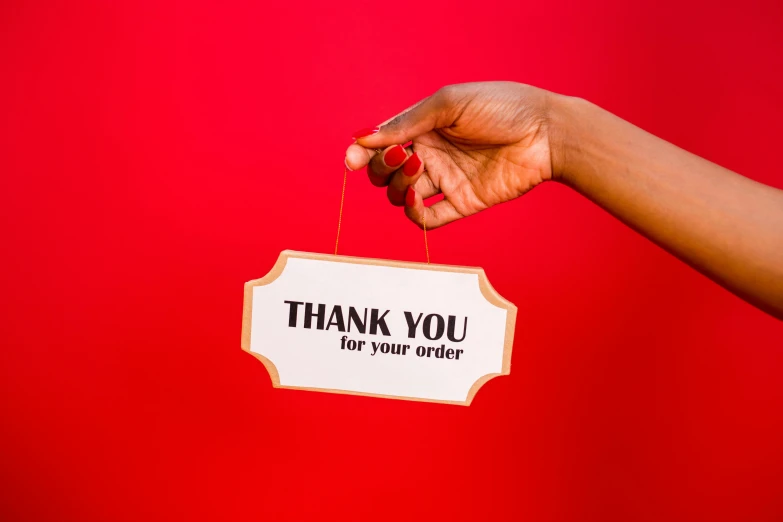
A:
[352, 127, 379, 139]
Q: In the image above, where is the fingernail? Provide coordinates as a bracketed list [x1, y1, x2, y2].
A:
[352, 127, 379, 139]
[384, 145, 407, 167]
[344, 158, 353, 172]
[405, 187, 416, 207]
[403, 152, 421, 176]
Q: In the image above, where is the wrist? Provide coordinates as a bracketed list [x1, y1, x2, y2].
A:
[547, 93, 592, 185]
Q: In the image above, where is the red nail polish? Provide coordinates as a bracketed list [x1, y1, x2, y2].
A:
[352, 127, 379, 139]
[405, 187, 416, 207]
[385, 145, 407, 167]
[403, 152, 421, 176]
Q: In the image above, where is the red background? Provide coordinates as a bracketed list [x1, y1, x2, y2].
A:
[2, 1, 782, 520]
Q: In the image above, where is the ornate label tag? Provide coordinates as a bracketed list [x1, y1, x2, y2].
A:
[242, 251, 516, 405]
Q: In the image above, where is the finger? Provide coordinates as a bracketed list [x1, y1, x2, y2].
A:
[368, 144, 410, 185]
[414, 172, 440, 200]
[404, 190, 463, 230]
[345, 143, 377, 172]
[387, 151, 424, 206]
[367, 161, 390, 187]
[356, 89, 457, 150]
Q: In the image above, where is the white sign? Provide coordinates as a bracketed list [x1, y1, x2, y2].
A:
[241, 251, 516, 405]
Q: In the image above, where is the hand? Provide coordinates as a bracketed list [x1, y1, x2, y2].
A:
[344, 81, 560, 229]
[346, 81, 783, 318]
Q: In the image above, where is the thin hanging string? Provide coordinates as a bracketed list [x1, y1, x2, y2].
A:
[334, 165, 429, 263]
[422, 215, 430, 264]
[334, 166, 348, 255]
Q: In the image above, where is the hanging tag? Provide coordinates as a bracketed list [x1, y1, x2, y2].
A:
[241, 250, 516, 405]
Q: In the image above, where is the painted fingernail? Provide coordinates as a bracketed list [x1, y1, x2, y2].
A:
[403, 152, 421, 176]
[344, 158, 353, 171]
[352, 127, 379, 139]
[384, 145, 407, 167]
[405, 187, 416, 207]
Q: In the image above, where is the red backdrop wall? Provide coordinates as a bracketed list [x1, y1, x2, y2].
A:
[2, 1, 782, 520]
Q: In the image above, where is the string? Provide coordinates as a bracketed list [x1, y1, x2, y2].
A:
[334, 166, 348, 255]
[422, 214, 430, 264]
[334, 164, 430, 264]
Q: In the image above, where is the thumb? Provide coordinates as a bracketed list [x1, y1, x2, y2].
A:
[356, 89, 455, 149]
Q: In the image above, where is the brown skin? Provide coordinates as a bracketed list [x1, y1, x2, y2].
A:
[346, 82, 554, 224]
[345, 81, 783, 320]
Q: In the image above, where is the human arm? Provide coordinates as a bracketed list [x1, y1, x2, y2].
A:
[344, 82, 783, 319]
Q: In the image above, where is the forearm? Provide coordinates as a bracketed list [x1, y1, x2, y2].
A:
[550, 95, 783, 319]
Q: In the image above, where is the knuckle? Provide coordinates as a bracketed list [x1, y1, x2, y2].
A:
[435, 84, 460, 104]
